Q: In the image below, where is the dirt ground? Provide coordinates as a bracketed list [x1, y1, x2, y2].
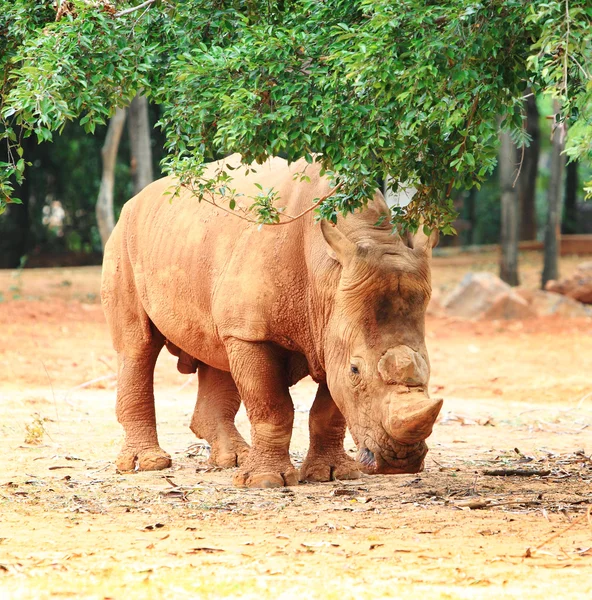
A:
[0, 252, 591, 599]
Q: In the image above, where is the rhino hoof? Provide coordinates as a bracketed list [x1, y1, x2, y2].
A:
[209, 445, 250, 469]
[116, 446, 172, 472]
[299, 452, 363, 483]
[233, 469, 299, 488]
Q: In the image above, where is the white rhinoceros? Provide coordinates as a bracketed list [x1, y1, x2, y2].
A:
[101, 155, 442, 488]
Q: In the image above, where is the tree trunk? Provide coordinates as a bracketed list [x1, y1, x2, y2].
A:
[542, 103, 566, 288]
[518, 94, 540, 241]
[96, 107, 126, 249]
[0, 135, 33, 268]
[0, 184, 30, 269]
[562, 160, 578, 234]
[463, 187, 476, 246]
[127, 94, 154, 196]
[499, 130, 520, 286]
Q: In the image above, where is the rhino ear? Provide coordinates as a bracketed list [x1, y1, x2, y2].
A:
[320, 219, 357, 264]
[411, 225, 439, 256]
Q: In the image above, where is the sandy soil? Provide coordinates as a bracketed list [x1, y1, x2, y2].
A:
[0, 253, 591, 599]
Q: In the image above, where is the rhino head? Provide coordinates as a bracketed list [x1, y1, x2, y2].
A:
[320, 219, 442, 475]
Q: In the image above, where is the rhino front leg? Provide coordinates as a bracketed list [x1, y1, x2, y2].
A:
[115, 340, 172, 472]
[190, 364, 250, 468]
[299, 383, 362, 482]
[226, 340, 298, 488]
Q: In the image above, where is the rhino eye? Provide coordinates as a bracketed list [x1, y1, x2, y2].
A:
[350, 365, 360, 375]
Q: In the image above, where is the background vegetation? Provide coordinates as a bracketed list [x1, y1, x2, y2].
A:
[1, 1, 591, 274]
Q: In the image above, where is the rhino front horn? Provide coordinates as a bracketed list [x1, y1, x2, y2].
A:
[387, 396, 443, 445]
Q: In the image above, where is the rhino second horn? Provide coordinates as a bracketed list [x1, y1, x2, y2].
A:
[378, 346, 429, 386]
[388, 396, 443, 445]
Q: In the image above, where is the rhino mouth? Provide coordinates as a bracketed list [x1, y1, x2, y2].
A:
[357, 439, 427, 475]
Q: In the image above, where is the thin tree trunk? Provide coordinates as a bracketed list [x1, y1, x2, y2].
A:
[562, 160, 578, 234]
[127, 94, 153, 195]
[464, 188, 476, 246]
[542, 102, 566, 288]
[0, 135, 32, 268]
[518, 93, 540, 241]
[499, 130, 520, 286]
[96, 107, 126, 249]
[1, 181, 30, 269]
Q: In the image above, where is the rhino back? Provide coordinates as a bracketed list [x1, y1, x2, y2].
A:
[114, 156, 335, 371]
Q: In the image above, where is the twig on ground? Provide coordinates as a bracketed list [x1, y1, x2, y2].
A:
[429, 456, 451, 470]
[98, 356, 117, 374]
[576, 391, 592, 409]
[483, 469, 551, 477]
[64, 374, 117, 405]
[575, 450, 592, 464]
[176, 373, 197, 393]
[40, 359, 59, 426]
[453, 497, 542, 510]
[525, 505, 592, 557]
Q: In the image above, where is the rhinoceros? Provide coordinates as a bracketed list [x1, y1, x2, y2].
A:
[101, 154, 442, 488]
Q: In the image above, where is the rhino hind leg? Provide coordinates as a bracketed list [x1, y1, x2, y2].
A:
[190, 364, 250, 468]
[115, 338, 172, 472]
[101, 210, 173, 472]
[299, 383, 362, 483]
[226, 340, 299, 488]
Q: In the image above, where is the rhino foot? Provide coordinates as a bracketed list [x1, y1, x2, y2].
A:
[232, 451, 299, 488]
[116, 445, 172, 472]
[209, 441, 250, 469]
[299, 451, 363, 483]
[233, 468, 299, 488]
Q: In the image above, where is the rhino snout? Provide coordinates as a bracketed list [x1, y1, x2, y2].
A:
[357, 441, 428, 475]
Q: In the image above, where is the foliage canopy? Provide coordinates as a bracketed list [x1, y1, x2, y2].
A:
[1, 0, 591, 232]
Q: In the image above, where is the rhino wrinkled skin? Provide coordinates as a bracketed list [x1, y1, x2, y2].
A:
[101, 155, 442, 488]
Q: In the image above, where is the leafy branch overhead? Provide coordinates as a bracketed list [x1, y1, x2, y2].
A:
[1, 0, 591, 230]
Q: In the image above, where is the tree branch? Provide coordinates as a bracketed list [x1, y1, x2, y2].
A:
[183, 182, 342, 227]
[513, 142, 525, 188]
[563, 0, 570, 95]
[115, 0, 157, 18]
[446, 92, 480, 198]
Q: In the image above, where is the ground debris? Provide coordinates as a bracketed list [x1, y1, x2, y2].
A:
[483, 469, 551, 477]
[3, 266, 592, 596]
[440, 412, 496, 426]
[301, 541, 340, 549]
[452, 497, 535, 510]
[141, 523, 166, 531]
[525, 505, 592, 559]
[331, 488, 358, 497]
[186, 547, 225, 554]
[183, 442, 210, 460]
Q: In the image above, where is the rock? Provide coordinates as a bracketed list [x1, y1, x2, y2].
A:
[516, 288, 592, 318]
[545, 262, 592, 304]
[443, 272, 509, 319]
[442, 271, 592, 320]
[553, 296, 592, 318]
[480, 292, 537, 320]
[443, 272, 535, 320]
[426, 288, 445, 317]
